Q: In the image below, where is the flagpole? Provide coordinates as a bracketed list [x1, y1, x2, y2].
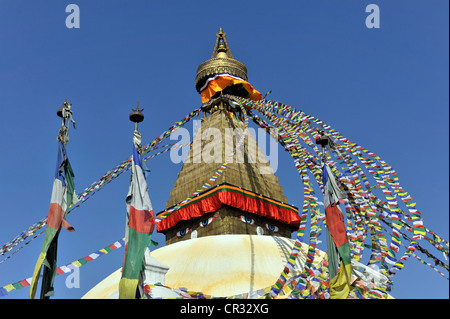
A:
[315, 131, 340, 285]
[316, 131, 353, 299]
[30, 98, 77, 299]
[42, 99, 74, 299]
[119, 100, 149, 299]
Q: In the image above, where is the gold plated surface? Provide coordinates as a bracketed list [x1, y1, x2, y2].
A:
[195, 28, 248, 91]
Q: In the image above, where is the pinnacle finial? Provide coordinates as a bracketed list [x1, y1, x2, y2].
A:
[56, 97, 76, 146]
[211, 27, 233, 59]
[129, 100, 144, 123]
[57, 98, 69, 118]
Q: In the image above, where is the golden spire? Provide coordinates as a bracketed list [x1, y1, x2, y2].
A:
[211, 27, 233, 59]
[195, 28, 248, 93]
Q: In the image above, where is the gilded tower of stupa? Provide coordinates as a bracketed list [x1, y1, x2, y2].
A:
[157, 28, 300, 245]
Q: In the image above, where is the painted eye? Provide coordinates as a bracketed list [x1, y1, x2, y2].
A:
[240, 215, 255, 225]
[199, 217, 214, 227]
[264, 223, 279, 232]
[176, 227, 190, 238]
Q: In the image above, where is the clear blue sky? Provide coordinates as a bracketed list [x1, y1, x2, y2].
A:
[0, 0, 448, 299]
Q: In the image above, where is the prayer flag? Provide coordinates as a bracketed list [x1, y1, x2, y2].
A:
[119, 142, 155, 299]
[29, 141, 77, 299]
[323, 164, 352, 299]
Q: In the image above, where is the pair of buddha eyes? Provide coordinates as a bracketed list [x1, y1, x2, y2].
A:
[175, 216, 216, 238]
[239, 215, 279, 232]
[175, 214, 280, 238]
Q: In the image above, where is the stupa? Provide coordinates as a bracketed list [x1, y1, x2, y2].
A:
[83, 29, 324, 299]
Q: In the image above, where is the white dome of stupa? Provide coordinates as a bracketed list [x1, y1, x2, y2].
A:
[82, 234, 326, 299]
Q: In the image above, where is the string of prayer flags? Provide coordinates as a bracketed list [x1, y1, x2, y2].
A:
[1, 94, 448, 299]
[0, 107, 202, 262]
[223, 94, 447, 298]
[0, 239, 125, 298]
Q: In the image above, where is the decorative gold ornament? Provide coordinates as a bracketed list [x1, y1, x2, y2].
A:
[195, 28, 248, 92]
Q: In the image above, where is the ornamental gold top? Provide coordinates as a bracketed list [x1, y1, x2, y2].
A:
[195, 28, 248, 92]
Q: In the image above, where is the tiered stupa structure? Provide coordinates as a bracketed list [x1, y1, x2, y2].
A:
[159, 27, 300, 245]
[83, 29, 324, 299]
